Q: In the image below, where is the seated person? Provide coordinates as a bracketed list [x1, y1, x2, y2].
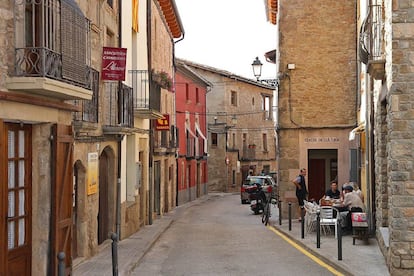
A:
[338, 185, 365, 232]
[349, 182, 364, 203]
[324, 181, 340, 199]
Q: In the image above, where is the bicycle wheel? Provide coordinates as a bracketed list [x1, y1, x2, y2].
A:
[262, 202, 270, 225]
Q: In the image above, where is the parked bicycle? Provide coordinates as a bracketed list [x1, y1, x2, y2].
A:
[262, 185, 279, 226]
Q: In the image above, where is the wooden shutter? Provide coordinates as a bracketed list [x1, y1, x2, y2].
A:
[51, 124, 73, 275]
[0, 119, 5, 275]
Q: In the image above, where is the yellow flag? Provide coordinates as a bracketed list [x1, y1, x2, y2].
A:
[132, 0, 139, 32]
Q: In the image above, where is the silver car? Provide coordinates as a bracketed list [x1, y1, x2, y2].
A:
[240, 175, 277, 204]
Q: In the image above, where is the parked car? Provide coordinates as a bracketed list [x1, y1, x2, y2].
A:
[240, 175, 277, 204]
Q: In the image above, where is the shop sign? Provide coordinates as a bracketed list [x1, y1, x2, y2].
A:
[101, 47, 127, 81]
[155, 114, 170, 131]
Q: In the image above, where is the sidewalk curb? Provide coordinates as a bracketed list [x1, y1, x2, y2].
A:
[272, 225, 353, 276]
[125, 218, 174, 275]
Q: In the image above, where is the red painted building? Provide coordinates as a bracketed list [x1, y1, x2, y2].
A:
[175, 59, 210, 204]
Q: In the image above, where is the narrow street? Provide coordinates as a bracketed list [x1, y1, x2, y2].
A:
[132, 193, 334, 275]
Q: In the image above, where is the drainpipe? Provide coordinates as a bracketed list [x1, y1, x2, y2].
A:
[147, 0, 153, 225]
[116, 0, 122, 238]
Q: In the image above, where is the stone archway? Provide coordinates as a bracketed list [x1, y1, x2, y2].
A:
[98, 146, 116, 244]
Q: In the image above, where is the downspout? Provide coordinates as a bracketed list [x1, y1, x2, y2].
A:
[116, 0, 123, 239]
[147, 0, 153, 225]
[172, 0, 185, 206]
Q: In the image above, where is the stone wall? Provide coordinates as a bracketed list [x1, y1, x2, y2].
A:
[385, 1, 414, 273]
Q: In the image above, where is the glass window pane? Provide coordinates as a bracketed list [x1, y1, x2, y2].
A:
[18, 130, 25, 157]
[19, 189, 25, 216]
[19, 160, 25, 187]
[8, 191, 15, 217]
[8, 221, 15, 249]
[8, 161, 15, 188]
[8, 130, 15, 158]
[18, 218, 25, 246]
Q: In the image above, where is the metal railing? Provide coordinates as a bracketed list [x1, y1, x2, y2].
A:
[102, 82, 134, 128]
[73, 68, 100, 123]
[129, 70, 150, 109]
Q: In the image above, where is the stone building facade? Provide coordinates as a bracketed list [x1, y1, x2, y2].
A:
[265, 0, 358, 215]
[359, 0, 414, 274]
[182, 61, 277, 193]
[0, 0, 184, 274]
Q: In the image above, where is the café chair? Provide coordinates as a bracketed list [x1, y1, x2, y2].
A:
[319, 206, 339, 239]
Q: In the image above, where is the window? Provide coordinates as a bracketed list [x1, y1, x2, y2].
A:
[186, 83, 190, 101]
[232, 133, 236, 148]
[231, 91, 237, 106]
[242, 133, 247, 148]
[262, 95, 272, 120]
[262, 133, 268, 151]
[196, 88, 199, 103]
[211, 133, 218, 146]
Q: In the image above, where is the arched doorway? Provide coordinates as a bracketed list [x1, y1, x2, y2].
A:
[98, 147, 116, 244]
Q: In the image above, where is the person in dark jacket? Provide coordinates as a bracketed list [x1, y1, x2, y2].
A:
[292, 168, 308, 221]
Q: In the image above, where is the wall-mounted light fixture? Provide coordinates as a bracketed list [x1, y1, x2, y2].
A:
[251, 57, 278, 88]
[251, 57, 263, 81]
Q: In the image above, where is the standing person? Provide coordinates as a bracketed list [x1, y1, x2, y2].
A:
[292, 168, 308, 221]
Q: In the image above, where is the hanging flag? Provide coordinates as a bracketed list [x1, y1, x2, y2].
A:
[132, 0, 139, 32]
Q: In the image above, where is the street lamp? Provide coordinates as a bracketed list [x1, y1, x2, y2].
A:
[251, 57, 279, 88]
[251, 57, 263, 81]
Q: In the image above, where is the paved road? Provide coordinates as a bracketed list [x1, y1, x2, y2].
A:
[132, 193, 337, 275]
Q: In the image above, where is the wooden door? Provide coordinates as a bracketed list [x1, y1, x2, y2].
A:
[308, 159, 326, 201]
[98, 150, 109, 245]
[72, 164, 79, 259]
[154, 161, 161, 215]
[0, 122, 32, 276]
[51, 124, 73, 275]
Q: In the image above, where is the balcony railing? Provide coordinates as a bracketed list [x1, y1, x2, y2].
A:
[129, 70, 162, 118]
[242, 145, 256, 160]
[73, 68, 100, 123]
[130, 70, 149, 109]
[359, 4, 384, 64]
[102, 82, 134, 129]
[359, 4, 385, 79]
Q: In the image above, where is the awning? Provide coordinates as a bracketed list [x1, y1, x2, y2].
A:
[195, 123, 208, 153]
[349, 124, 365, 141]
[186, 126, 197, 138]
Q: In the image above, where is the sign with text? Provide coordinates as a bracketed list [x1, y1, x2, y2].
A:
[101, 47, 127, 81]
[155, 114, 170, 131]
[304, 137, 340, 143]
[87, 152, 98, 195]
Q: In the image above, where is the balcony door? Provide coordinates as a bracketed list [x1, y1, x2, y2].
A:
[0, 122, 32, 276]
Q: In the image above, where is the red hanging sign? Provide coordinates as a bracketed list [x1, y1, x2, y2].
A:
[155, 114, 170, 131]
[101, 47, 127, 81]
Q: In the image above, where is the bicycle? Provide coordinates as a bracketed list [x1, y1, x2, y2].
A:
[262, 186, 279, 226]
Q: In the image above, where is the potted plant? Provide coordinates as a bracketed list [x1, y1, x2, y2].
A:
[151, 69, 173, 91]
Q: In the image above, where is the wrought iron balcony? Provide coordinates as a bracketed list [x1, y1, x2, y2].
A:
[102, 82, 134, 134]
[241, 145, 256, 161]
[129, 70, 163, 119]
[8, 0, 93, 100]
[359, 4, 385, 79]
[72, 68, 100, 136]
